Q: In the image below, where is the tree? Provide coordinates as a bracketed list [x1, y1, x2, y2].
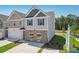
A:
[76, 17, 79, 28]
[55, 14, 78, 31]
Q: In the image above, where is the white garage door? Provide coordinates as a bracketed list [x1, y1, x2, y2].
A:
[8, 28, 23, 41]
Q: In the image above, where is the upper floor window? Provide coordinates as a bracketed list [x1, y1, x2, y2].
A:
[27, 19, 33, 26]
[38, 19, 44, 25]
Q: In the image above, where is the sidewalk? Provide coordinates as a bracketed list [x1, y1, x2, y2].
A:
[42, 48, 59, 53]
[0, 40, 12, 47]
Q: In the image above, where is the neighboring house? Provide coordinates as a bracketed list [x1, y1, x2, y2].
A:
[0, 6, 55, 43]
[0, 14, 8, 28]
[5, 10, 25, 41]
[0, 14, 8, 38]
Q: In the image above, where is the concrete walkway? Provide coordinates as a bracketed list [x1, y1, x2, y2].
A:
[42, 48, 59, 53]
[5, 41, 44, 53]
[0, 40, 12, 47]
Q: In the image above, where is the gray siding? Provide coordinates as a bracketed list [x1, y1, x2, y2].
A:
[0, 14, 8, 29]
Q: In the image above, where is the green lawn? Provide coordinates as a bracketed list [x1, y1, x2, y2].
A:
[60, 33, 79, 52]
[0, 43, 17, 53]
[53, 30, 79, 53]
[44, 35, 66, 50]
[38, 31, 79, 53]
[74, 39, 79, 48]
[70, 36, 79, 50]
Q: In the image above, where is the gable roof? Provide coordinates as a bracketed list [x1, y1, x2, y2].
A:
[25, 5, 47, 18]
[8, 10, 25, 20]
[26, 9, 39, 18]
[0, 14, 8, 21]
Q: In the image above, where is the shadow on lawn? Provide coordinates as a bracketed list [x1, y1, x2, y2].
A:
[44, 35, 66, 50]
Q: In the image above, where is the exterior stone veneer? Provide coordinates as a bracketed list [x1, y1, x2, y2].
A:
[24, 30, 48, 43]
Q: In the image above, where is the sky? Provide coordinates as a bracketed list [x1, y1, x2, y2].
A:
[0, 5, 79, 17]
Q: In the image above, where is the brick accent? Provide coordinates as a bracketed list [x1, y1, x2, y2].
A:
[24, 30, 48, 43]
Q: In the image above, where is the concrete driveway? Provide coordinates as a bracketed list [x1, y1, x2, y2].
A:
[5, 41, 44, 53]
[0, 40, 12, 47]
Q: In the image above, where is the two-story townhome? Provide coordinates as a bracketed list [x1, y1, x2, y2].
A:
[0, 14, 8, 38]
[1, 6, 55, 43]
[23, 6, 55, 43]
[5, 10, 25, 41]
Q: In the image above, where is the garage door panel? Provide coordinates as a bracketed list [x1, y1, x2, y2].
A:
[8, 28, 23, 40]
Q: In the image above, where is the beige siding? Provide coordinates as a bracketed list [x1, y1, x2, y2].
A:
[8, 13, 21, 20]
[7, 21, 23, 28]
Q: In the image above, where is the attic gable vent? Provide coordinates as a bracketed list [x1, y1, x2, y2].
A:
[26, 9, 39, 18]
[36, 12, 46, 17]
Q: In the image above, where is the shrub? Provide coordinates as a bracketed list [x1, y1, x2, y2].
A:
[0, 37, 5, 40]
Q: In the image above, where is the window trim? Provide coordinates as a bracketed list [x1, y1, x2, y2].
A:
[27, 19, 33, 26]
[38, 18, 44, 26]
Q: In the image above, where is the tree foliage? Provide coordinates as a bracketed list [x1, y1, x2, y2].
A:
[55, 14, 79, 31]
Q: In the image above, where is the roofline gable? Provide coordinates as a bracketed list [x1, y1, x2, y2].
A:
[7, 10, 25, 20]
[0, 14, 9, 21]
[34, 9, 48, 17]
[25, 5, 48, 18]
[7, 10, 18, 20]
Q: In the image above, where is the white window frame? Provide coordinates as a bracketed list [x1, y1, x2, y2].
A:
[27, 19, 33, 26]
[38, 18, 44, 26]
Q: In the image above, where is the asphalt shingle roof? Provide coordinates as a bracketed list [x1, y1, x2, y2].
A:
[0, 14, 8, 21]
[8, 10, 25, 20]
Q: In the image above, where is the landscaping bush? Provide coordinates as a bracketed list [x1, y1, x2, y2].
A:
[51, 35, 65, 46]
[0, 37, 5, 40]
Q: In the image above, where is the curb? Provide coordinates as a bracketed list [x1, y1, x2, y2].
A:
[37, 43, 47, 53]
[37, 48, 44, 53]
